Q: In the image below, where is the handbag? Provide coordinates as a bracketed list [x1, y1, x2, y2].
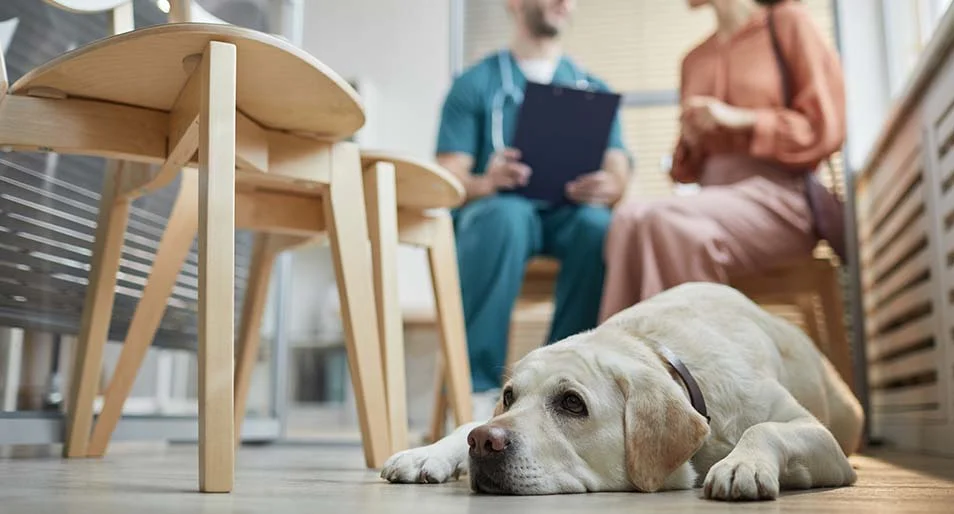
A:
[767, 8, 847, 262]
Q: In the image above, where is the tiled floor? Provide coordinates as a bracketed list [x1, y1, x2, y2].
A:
[1, 443, 952, 513]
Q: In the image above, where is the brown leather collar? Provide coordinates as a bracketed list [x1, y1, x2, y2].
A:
[657, 344, 710, 424]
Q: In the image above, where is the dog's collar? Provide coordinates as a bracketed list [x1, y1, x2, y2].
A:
[657, 344, 710, 424]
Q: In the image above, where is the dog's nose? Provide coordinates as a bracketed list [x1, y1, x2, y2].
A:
[468, 425, 511, 458]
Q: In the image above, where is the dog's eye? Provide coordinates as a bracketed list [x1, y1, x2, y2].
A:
[560, 392, 587, 416]
[502, 388, 514, 409]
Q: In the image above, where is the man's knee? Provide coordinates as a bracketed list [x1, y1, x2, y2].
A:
[564, 205, 611, 250]
[455, 195, 537, 245]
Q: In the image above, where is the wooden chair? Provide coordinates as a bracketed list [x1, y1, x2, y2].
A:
[725, 165, 855, 392]
[0, 4, 388, 493]
[97, 149, 475, 457]
[360, 151, 473, 452]
[662, 160, 857, 394]
[504, 254, 855, 395]
[729, 250, 856, 392]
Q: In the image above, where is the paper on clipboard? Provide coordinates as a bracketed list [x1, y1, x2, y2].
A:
[508, 81, 621, 205]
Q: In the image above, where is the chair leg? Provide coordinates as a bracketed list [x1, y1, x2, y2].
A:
[1, 327, 24, 412]
[233, 235, 285, 446]
[197, 41, 237, 493]
[796, 294, 823, 346]
[429, 356, 449, 443]
[426, 212, 473, 428]
[64, 160, 131, 458]
[364, 161, 408, 454]
[817, 263, 855, 394]
[323, 142, 390, 468]
[87, 171, 199, 457]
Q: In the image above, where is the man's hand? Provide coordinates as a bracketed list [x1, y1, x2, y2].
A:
[683, 96, 757, 133]
[437, 149, 531, 201]
[477, 148, 532, 193]
[566, 170, 625, 206]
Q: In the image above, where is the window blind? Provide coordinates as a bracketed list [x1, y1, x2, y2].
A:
[463, 0, 841, 201]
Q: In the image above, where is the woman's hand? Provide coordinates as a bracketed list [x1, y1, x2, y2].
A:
[682, 96, 758, 133]
[680, 111, 704, 147]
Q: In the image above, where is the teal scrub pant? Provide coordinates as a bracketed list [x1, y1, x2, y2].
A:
[452, 194, 611, 393]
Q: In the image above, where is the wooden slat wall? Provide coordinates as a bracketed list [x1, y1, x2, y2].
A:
[918, 41, 954, 422]
[857, 115, 941, 422]
[856, 35, 954, 454]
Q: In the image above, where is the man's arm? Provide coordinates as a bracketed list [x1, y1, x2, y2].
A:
[436, 73, 490, 202]
[438, 152, 491, 200]
[440, 150, 533, 203]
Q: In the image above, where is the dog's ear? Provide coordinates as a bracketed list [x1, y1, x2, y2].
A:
[619, 374, 709, 492]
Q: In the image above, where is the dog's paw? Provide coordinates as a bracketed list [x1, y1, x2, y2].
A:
[380, 447, 462, 484]
[703, 458, 779, 501]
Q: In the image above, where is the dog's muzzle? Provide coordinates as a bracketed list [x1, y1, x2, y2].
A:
[467, 424, 518, 494]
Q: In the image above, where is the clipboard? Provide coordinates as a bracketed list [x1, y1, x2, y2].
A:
[509, 81, 621, 205]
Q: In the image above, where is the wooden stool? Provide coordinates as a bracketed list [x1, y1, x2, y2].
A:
[0, 16, 388, 491]
[87, 150, 474, 461]
[360, 151, 473, 452]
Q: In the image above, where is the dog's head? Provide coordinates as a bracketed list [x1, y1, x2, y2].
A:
[467, 329, 710, 495]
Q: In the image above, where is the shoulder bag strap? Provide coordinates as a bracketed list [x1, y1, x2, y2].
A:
[766, 8, 839, 191]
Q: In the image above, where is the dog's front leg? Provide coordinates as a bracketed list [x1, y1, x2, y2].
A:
[702, 382, 857, 502]
[703, 416, 857, 501]
[381, 421, 483, 484]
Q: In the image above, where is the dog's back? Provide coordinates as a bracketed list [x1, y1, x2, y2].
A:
[603, 282, 863, 454]
[738, 292, 864, 454]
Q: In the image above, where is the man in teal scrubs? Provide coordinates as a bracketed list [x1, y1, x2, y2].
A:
[436, 0, 632, 415]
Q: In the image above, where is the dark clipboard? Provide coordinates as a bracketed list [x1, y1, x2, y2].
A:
[508, 81, 621, 205]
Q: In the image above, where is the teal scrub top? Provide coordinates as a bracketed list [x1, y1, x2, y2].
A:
[437, 51, 630, 177]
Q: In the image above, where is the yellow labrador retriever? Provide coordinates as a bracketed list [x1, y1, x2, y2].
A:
[381, 283, 863, 501]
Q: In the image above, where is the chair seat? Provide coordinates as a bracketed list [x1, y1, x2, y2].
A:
[728, 257, 835, 299]
[361, 150, 464, 210]
[10, 23, 363, 138]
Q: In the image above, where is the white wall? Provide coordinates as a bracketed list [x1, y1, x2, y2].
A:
[302, 0, 451, 159]
[283, 0, 452, 344]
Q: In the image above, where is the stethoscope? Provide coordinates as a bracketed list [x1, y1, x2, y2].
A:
[490, 50, 593, 152]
